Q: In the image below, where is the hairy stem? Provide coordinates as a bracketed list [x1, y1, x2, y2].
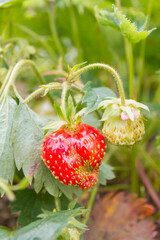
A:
[23, 87, 46, 104]
[0, 59, 54, 105]
[23, 83, 62, 104]
[82, 185, 98, 225]
[70, 63, 125, 105]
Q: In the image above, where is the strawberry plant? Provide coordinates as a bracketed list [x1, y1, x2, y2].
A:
[0, 0, 159, 240]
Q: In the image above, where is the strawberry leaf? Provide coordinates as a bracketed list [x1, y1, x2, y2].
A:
[82, 87, 116, 114]
[10, 189, 55, 227]
[0, 95, 17, 183]
[7, 209, 86, 240]
[99, 162, 115, 185]
[34, 162, 59, 197]
[11, 103, 44, 179]
[96, 5, 156, 43]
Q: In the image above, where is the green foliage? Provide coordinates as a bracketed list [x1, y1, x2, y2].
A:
[0, 95, 17, 183]
[11, 102, 44, 178]
[99, 162, 115, 185]
[96, 5, 156, 43]
[0, 208, 86, 240]
[82, 84, 116, 114]
[10, 189, 55, 226]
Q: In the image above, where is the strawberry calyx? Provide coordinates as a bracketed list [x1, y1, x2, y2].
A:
[99, 97, 149, 145]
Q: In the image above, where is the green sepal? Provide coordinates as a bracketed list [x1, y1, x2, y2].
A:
[98, 98, 115, 109]
[54, 101, 65, 120]
[76, 115, 82, 125]
[101, 105, 121, 121]
[71, 61, 87, 73]
[75, 108, 86, 119]
[42, 120, 66, 131]
[129, 101, 150, 111]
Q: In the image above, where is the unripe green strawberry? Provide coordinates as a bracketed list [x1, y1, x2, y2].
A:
[99, 98, 149, 145]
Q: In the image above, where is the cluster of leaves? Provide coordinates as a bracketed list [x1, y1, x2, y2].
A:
[96, 5, 156, 44]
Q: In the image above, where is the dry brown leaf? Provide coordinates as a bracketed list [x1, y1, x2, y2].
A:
[84, 191, 157, 240]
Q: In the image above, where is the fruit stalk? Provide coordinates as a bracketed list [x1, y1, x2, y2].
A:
[70, 63, 126, 106]
[126, 40, 134, 99]
[55, 197, 61, 212]
[82, 185, 99, 225]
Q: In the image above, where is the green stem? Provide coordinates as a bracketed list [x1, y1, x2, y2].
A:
[126, 40, 134, 99]
[0, 59, 54, 105]
[131, 147, 139, 194]
[116, 0, 134, 99]
[61, 81, 70, 121]
[137, 0, 154, 101]
[153, 83, 160, 103]
[55, 197, 61, 211]
[13, 23, 58, 64]
[47, 1, 65, 58]
[23, 87, 46, 104]
[82, 185, 98, 225]
[137, 40, 146, 101]
[23, 82, 62, 104]
[70, 63, 125, 105]
[68, 0, 83, 61]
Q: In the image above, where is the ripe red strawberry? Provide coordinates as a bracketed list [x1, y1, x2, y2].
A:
[41, 123, 106, 190]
